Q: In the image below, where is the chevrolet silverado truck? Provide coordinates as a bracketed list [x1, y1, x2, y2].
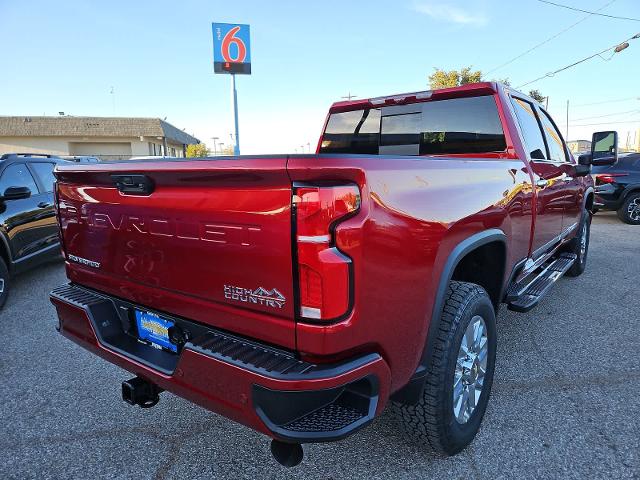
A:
[49, 82, 617, 467]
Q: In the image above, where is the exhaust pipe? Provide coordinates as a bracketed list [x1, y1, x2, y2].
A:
[270, 440, 303, 467]
[122, 377, 163, 408]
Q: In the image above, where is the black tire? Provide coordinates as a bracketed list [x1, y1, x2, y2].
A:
[394, 281, 496, 455]
[0, 256, 9, 309]
[616, 192, 640, 225]
[565, 209, 591, 277]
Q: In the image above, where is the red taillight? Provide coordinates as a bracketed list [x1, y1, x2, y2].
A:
[596, 173, 627, 184]
[294, 185, 360, 321]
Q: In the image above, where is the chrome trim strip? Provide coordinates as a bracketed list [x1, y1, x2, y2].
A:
[301, 306, 321, 319]
[297, 235, 331, 244]
[561, 221, 578, 238]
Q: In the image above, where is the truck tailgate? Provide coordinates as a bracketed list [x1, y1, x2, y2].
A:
[54, 157, 296, 348]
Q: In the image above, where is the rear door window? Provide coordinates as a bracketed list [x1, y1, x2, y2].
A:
[539, 109, 568, 162]
[320, 95, 506, 156]
[510, 97, 548, 160]
[0, 163, 39, 194]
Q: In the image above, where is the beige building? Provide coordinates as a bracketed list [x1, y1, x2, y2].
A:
[0, 116, 200, 160]
[567, 139, 591, 154]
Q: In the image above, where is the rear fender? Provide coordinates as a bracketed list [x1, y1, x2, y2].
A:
[391, 229, 506, 405]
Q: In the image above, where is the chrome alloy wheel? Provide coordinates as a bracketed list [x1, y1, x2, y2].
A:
[579, 221, 588, 258]
[453, 315, 488, 424]
[628, 198, 640, 222]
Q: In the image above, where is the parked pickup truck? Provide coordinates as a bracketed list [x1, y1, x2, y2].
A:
[49, 82, 616, 467]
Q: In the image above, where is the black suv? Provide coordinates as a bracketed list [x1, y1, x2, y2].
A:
[0, 153, 68, 307]
[593, 152, 640, 224]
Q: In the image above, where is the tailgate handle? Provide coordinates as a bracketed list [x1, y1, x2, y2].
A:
[111, 174, 154, 195]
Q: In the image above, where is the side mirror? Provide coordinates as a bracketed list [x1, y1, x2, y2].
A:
[1, 186, 31, 201]
[591, 131, 618, 166]
[574, 163, 591, 177]
[577, 153, 592, 165]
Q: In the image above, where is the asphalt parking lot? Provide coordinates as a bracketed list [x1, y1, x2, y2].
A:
[1, 211, 638, 480]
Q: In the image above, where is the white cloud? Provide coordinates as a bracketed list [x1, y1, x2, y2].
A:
[412, 1, 488, 26]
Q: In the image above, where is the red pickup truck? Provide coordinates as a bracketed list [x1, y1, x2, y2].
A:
[50, 82, 615, 467]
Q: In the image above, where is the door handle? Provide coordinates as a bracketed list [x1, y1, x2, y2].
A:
[37, 202, 52, 208]
[536, 179, 549, 188]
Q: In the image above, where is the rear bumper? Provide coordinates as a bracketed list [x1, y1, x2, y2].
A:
[594, 185, 622, 210]
[50, 283, 391, 443]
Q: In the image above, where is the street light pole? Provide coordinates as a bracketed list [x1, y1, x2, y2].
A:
[211, 136, 219, 155]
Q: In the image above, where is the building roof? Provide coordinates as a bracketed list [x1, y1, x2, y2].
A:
[0, 116, 200, 145]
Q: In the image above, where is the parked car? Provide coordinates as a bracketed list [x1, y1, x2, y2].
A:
[49, 83, 611, 466]
[592, 152, 640, 224]
[0, 153, 68, 307]
[61, 155, 101, 163]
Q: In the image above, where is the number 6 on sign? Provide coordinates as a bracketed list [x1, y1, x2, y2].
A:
[212, 23, 251, 75]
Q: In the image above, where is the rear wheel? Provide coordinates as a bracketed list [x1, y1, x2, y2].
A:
[617, 192, 640, 225]
[0, 257, 9, 309]
[394, 281, 496, 455]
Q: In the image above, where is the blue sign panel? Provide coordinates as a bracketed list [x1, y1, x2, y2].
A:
[212, 23, 251, 75]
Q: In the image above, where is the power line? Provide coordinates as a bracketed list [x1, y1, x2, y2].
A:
[573, 96, 640, 107]
[517, 32, 640, 88]
[570, 108, 640, 121]
[558, 118, 640, 127]
[486, 0, 617, 75]
[536, 0, 640, 22]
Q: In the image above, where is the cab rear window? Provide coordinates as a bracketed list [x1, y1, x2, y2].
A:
[320, 95, 506, 156]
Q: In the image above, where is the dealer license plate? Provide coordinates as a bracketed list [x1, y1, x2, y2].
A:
[135, 310, 177, 353]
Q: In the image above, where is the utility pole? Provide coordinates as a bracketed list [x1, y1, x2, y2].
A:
[341, 92, 357, 101]
[565, 100, 569, 141]
[211, 136, 219, 155]
[110, 86, 115, 114]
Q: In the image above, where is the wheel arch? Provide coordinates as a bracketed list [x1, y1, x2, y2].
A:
[584, 187, 595, 213]
[0, 232, 12, 273]
[621, 185, 640, 202]
[391, 228, 507, 405]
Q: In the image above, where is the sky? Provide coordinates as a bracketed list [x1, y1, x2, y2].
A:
[1, 0, 639, 154]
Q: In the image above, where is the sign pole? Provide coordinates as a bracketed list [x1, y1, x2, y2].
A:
[232, 73, 240, 155]
[213, 22, 250, 156]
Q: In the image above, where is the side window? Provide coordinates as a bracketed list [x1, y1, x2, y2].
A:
[539, 109, 568, 162]
[0, 163, 39, 194]
[510, 97, 548, 160]
[30, 162, 57, 192]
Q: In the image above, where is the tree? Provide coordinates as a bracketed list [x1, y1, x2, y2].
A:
[218, 144, 235, 155]
[528, 89, 546, 104]
[429, 67, 546, 105]
[428, 67, 483, 89]
[492, 78, 511, 87]
[186, 143, 209, 158]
